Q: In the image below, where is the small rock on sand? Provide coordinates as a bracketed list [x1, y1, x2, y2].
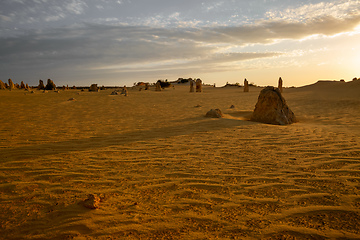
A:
[82, 194, 101, 209]
[205, 109, 223, 118]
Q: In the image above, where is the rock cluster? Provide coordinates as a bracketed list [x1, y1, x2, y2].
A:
[205, 109, 223, 118]
[250, 86, 297, 125]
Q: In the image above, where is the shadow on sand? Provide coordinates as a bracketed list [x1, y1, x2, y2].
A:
[1, 115, 258, 161]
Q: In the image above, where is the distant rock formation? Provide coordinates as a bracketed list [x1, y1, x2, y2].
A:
[25, 84, 29, 89]
[190, 80, 195, 92]
[0, 80, 5, 89]
[205, 109, 223, 118]
[121, 86, 128, 96]
[89, 84, 98, 92]
[155, 81, 162, 91]
[45, 79, 56, 90]
[8, 79, 15, 90]
[244, 79, 249, 92]
[145, 83, 150, 90]
[278, 77, 283, 93]
[20, 81, 26, 89]
[196, 79, 202, 92]
[251, 86, 297, 125]
[38, 80, 45, 90]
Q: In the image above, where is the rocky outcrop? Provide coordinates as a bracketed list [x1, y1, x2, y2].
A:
[45, 79, 56, 90]
[205, 109, 223, 118]
[244, 79, 249, 92]
[278, 77, 283, 93]
[196, 79, 202, 92]
[251, 86, 297, 125]
[89, 84, 98, 92]
[38, 80, 45, 90]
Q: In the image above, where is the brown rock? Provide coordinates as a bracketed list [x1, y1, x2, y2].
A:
[251, 86, 297, 125]
[83, 194, 101, 209]
[244, 78, 249, 92]
[45, 79, 56, 90]
[8, 79, 15, 90]
[155, 81, 162, 91]
[196, 79, 202, 92]
[38, 80, 45, 90]
[190, 80, 195, 92]
[89, 84, 98, 92]
[0, 80, 5, 90]
[278, 77, 283, 93]
[205, 109, 223, 118]
[20, 81, 26, 89]
[121, 86, 128, 96]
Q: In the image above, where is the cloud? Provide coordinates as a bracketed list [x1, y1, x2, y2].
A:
[1, 1, 360, 85]
[265, 0, 360, 22]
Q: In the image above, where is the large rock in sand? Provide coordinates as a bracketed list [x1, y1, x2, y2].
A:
[251, 86, 297, 125]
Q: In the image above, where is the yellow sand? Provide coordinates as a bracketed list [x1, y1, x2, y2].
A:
[0, 81, 360, 239]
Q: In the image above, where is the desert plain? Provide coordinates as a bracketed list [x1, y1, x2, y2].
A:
[1, 80, 360, 239]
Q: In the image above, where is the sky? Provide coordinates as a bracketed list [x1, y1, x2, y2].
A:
[0, 0, 360, 87]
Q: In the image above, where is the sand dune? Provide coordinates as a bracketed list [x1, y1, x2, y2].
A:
[1, 81, 360, 239]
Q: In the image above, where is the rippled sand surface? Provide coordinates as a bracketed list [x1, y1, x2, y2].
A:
[1, 81, 360, 239]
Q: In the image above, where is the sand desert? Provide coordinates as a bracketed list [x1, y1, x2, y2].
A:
[1, 80, 360, 239]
